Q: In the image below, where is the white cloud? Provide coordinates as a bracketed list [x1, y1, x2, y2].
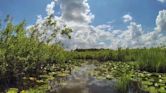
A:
[122, 14, 133, 23]
[46, 0, 59, 16]
[108, 21, 144, 48]
[46, 1, 55, 16]
[27, 0, 68, 44]
[158, 0, 166, 3]
[155, 10, 166, 32]
[28, 0, 166, 50]
[60, 0, 94, 24]
[96, 24, 113, 31]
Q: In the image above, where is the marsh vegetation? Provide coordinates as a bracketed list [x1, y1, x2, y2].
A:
[0, 16, 166, 93]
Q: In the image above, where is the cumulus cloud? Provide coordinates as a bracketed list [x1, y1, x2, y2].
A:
[46, 1, 55, 16]
[60, 0, 94, 24]
[28, 0, 166, 50]
[27, 0, 70, 44]
[122, 14, 133, 23]
[62, 8, 166, 49]
[46, 0, 59, 16]
[155, 10, 166, 32]
[158, 0, 166, 3]
[96, 24, 113, 31]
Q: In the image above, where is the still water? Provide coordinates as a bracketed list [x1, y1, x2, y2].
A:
[48, 65, 145, 93]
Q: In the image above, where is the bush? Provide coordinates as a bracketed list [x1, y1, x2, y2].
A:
[0, 15, 72, 82]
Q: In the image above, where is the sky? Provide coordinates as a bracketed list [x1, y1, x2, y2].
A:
[89, 0, 166, 29]
[0, 0, 52, 24]
[0, 0, 166, 49]
[0, 0, 166, 28]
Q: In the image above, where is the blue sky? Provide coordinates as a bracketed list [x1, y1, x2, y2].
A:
[89, 0, 166, 29]
[0, 0, 166, 29]
[0, 0, 52, 24]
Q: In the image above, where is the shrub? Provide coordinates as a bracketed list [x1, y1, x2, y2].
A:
[0, 15, 72, 82]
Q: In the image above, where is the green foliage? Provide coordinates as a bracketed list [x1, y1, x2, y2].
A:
[138, 48, 166, 73]
[20, 84, 49, 93]
[72, 48, 139, 62]
[116, 74, 131, 93]
[1, 15, 166, 93]
[72, 47, 166, 73]
[7, 88, 18, 93]
[0, 17, 72, 87]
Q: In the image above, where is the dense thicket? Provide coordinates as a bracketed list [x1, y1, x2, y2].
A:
[0, 17, 72, 83]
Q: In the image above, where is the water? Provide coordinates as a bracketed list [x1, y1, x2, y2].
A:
[48, 64, 144, 93]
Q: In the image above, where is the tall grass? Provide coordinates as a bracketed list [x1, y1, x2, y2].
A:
[72, 48, 166, 73]
[116, 74, 131, 93]
[72, 48, 139, 62]
[138, 48, 166, 73]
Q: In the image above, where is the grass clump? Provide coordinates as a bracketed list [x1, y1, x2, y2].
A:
[138, 48, 166, 73]
[116, 74, 131, 93]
